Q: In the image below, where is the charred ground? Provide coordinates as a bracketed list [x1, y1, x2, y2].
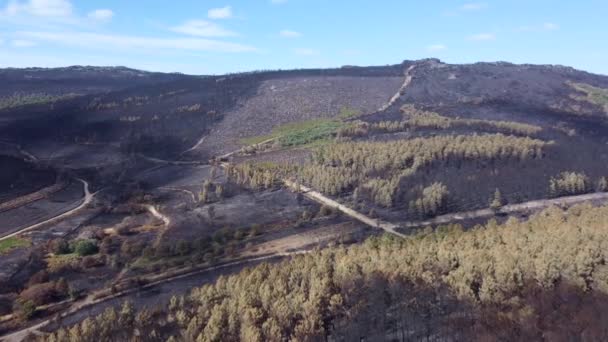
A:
[1, 59, 608, 340]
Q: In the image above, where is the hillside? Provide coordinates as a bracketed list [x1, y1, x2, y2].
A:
[1, 59, 608, 341]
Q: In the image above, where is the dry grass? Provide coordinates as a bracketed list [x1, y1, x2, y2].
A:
[46, 253, 80, 272]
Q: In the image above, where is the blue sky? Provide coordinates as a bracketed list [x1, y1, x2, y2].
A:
[0, 0, 606, 75]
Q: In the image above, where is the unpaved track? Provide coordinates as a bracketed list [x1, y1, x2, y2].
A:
[145, 204, 171, 227]
[283, 180, 406, 238]
[0, 251, 310, 342]
[217, 137, 277, 160]
[5, 191, 608, 341]
[181, 136, 206, 155]
[377, 64, 416, 112]
[138, 154, 205, 166]
[0, 182, 66, 213]
[403, 191, 608, 228]
[0, 179, 93, 241]
[158, 187, 197, 203]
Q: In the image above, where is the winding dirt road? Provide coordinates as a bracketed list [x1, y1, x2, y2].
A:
[0, 179, 94, 241]
[145, 204, 171, 227]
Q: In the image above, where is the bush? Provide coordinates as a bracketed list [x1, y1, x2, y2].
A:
[19, 282, 59, 306]
[27, 270, 50, 287]
[14, 299, 36, 321]
[49, 238, 71, 255]
[73, 240, 99, 257]
[81, 256, 104, 269]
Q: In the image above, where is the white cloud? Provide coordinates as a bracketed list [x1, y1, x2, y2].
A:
[12, 39, 36, 47]
[543, 22, 559, 31]
[171, 20, 237, 37]
[87, 9, 113, 22]
[270, 0, 287, 4]
[443, 2, 487, 16]
[461, 2, 487, 11]
[18, 31, 256, 53]
[0, 38, 5, 45]
[2, 0, 73, 17]
[427, 44, 447, 52]
[208, 6, 232, 19]
[467, 33, 495, 41]
[279, 29, 301, 38]
[294, 48, 319, 56]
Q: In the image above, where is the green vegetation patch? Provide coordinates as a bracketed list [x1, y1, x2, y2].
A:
[0, 93, 79, 110]
[240, 118, 344, 147]
[568, 82, 608, 113]
[277, 119, 342, 147]
[338, 106, 362, 119]
[0, 236, 30, 254]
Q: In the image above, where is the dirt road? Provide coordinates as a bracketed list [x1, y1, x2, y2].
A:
[283, 179, 406, 238]
[377, 64, 416, 112]
[0, 182, 66, 213]
[145, 204, 171, 227]
[0, 179, 93, 241]
[138, 154, 205, 166]
[158, 187, 197, 203]
[0, 251, 310, 342]
[403, 191, 608, 228]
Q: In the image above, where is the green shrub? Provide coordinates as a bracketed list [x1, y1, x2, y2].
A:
[14, 299, 36, 321]
[73, 240, 99, 256]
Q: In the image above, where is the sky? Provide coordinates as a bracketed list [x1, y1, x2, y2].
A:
[0, 0, 606, 75]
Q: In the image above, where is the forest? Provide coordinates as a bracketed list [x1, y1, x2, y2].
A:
[41, 203, 608, 341]
[300, 133, 550, 207]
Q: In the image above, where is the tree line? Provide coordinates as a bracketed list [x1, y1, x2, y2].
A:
[367, 104, 543, 136]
